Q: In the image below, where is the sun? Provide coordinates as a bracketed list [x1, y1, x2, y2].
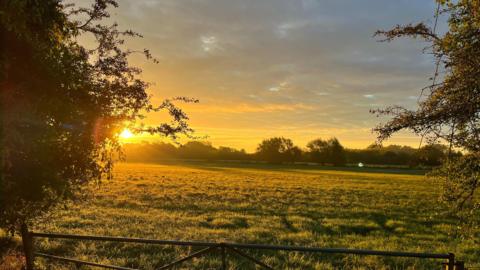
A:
[119, 128, 134, 139]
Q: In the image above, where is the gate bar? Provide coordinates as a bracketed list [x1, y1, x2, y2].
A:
[34, 252, 138, 270]
[156, 245, 219, 270]
[31, 232, 451, 259]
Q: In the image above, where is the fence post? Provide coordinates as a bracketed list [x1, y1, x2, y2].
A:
[221, 244, 227, 270]
[447, 253, 455, 270]
[21, 223, 34, 270]
[455, 261, 465, 270]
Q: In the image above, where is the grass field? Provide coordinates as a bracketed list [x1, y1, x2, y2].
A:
[32, 162, 479, 269]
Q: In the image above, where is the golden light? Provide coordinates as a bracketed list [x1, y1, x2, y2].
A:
[119, 128, 134, 139]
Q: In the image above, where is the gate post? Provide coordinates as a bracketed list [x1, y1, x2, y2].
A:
[21, 223, 34, 270]
[447, 253, 455, 270]
[221, 244, 227, 270]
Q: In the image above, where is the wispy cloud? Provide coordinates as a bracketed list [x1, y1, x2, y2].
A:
[200, 35, 222, 53]
[187, 102, 315, 113]
[268, 81, 289, 92]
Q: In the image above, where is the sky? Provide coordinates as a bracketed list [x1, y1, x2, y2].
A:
[106, 0, 444, 151]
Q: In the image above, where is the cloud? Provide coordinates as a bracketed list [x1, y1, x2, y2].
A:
[200, 35, 222, 53]
[268, 81, 289, 92]
[268, 87, 280, 92]
[113, 0, 441, 149]
[187, 102, 315, 113]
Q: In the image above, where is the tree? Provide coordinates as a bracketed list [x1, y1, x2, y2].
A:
[430, 154, 480, 235]
[123, 142, 178, 163]
[307, 138, 346, 166]
[414, 144, 447, 167]
[0, 0, 195, 233]
[373, 0, 479, 232]
[177, 141, 216, 160]
[256, 137, 300, 164]
[216, 146, 250, 161]
[345, 145, 419, 166]
[288, 146, 303, 163]
[306, 139, 329, 164]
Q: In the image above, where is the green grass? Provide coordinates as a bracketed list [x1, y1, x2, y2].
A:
[33, 162, 479, 269]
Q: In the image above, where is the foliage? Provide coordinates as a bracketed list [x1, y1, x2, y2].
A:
[373, 0, 480, 152]
[121, 142, 179, 163]
[430, 153, 480, 235]
[216, 146, 249, 161]
[414, 144, 449, 166]
[307, 138, 346, 166]
[255, 137, 299, 164]
[373, 0, 480, 230]
[346, 144, 458, 167]
[0, 0, 195, 233]
[177, 141, 217, 160]
[122, 142, 250, 162]
[122, 139, 457, 168]
[347, 145, 417, 166]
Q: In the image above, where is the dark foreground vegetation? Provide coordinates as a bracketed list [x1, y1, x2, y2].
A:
[123, 137, 459, 167]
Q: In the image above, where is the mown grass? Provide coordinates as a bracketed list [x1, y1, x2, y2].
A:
[33, 162, 479, 269]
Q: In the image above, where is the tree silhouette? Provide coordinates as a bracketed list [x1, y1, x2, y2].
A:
[374, 0, 479, 232]
[256, 137, 300, 164]
[307, 138, 346, 166]
[178, 141, 217, 160]
[414, 144, 447, 167]
[0, 0, 195, 233]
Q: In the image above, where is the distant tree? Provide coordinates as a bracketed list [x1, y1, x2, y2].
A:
[123, 142, 178, 163]
[374, 0, 479, 233]
[256, 137, 300, 164]
[326, 138, 347, 166]
[289, 146, 303, 163]
[382, 151, 399, 165]
[367, 143, 382, 150]
[347, 144, 418, 167]
[216, 146, 250, 161]
[178, 141, 216, 160]
[307, 138, 346, 166]
[306, 139, 329, 164]
[0, 0, 195, 233]
[413, 144, 447, 167]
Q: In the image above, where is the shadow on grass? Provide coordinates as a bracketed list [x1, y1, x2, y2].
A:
[136, 160, 428, 176]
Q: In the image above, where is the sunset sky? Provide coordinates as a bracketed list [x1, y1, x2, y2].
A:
[107, 0, 445, 151]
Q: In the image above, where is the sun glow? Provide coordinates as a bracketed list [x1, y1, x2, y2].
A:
[119, 128, 134, 139]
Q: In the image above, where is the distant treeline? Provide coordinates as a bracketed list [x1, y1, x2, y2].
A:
[123, 137, 460, 167]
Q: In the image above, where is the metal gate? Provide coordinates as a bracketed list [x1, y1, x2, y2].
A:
[21, 229, 465, 269]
